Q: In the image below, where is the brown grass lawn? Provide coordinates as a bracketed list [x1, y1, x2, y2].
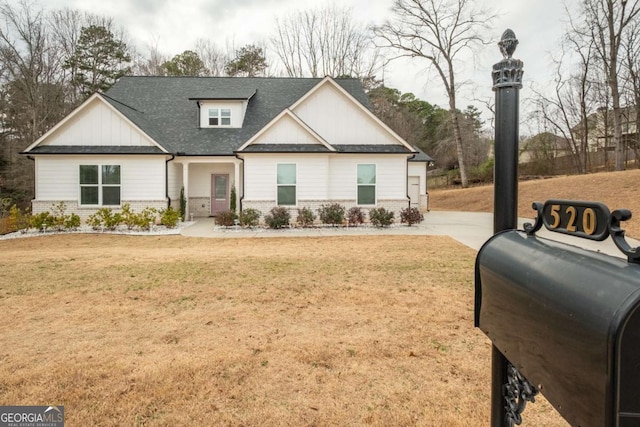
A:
[0, 235, 567, 426]
[430, 169, 640, 238]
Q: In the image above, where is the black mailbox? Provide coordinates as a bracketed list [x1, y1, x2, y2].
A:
[475, 229, 640, 427]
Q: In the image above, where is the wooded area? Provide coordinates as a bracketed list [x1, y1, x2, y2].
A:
[0, 0, 638, 213]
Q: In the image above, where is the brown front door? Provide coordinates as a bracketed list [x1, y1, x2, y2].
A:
[211, 174, 229, 215]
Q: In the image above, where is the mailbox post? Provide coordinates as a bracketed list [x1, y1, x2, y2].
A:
[491, 29, 526, 426]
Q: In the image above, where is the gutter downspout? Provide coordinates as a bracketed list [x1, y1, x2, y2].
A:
[165, 154, 175, 208]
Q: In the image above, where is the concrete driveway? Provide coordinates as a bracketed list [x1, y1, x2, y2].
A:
[180, 210, 636, 259]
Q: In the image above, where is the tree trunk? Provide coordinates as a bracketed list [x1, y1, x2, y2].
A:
[450, 100, 468, 188]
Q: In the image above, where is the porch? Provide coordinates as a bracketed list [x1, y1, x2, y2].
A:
[172, 157, 243, 218]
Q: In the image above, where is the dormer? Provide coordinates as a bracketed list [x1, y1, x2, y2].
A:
[190, 88, 256, 129]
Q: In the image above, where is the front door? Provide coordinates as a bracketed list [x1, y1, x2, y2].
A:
[211, 174, 229, 215]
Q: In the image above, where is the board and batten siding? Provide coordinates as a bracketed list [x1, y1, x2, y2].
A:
[293, 83, 397, 146]
[252, 114, 322, 145]
[243, 154, 329, 203]
[188, 163, 236, 197]
[35, 155, 166, 201]
[167, 161, 183, 203]
[43, 98, 155, 147]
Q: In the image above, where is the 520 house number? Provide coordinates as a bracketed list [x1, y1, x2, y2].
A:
[541, 200, 610, 241]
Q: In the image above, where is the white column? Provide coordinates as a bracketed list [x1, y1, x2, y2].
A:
[182, 161, 190, 220]
[234, 158, 241, 209]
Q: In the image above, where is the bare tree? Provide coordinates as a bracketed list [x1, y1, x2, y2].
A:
[0, 0, 66, 204]
[579, 0, 640, 170]
[195, 38, 227, 76]
[621, 14, 640, 166]
[373, 0, 495, 188]
[271, 5, 381, 80]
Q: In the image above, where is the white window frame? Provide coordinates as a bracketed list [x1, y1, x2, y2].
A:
[79, 164, 121, 207]
[357, 163, 376, 206]
[276, 163, 297, 206]
[208, 108, 232, 127]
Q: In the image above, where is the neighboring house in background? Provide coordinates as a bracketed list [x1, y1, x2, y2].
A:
[22, 76, 433, 222]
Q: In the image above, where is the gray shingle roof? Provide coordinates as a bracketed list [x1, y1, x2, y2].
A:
[103, 76, 375, 156]
[240, 144, 332, 153]
[409, 146, 435, 162]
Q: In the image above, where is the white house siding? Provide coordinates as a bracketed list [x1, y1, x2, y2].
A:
[252, 114, 321, 145]
[32, 155, 167, 218]
[293, 83, 398, 146]
[167, 161, 183, 208]
[242, 153, 409, 222]
[44, 99, 155, 147]
[408, 162, 428, 210]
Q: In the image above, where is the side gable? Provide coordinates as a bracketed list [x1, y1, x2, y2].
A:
[291, 77, 415, 151]
[24, 93, 167, 153]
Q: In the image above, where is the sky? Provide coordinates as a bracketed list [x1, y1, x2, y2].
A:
[41, 0, 571, 132]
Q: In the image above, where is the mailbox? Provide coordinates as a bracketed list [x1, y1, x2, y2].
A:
[475, 229, 640, 427]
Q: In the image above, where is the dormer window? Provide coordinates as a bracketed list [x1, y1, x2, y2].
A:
[209, 108, 231, 126]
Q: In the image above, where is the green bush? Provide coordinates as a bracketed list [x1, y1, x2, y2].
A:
[318, 203, 345, 226]
[346, 207, 365, 226]
[179, 187, 186, 221]
[135, 207, 157, 231]
[238, 208, 261, 227]
[264, 206, 290, 229]
[369, 207, 395, 228]
[296, 207, 316, 227]
[87, 208, 122, 230]
[64, 213, 81, 230]
[8, 205, 30, 232]
[30, 211, 54, 232]
[400, 207, 424, 226]
[215, 210, 237, 226]
[120, 204, 137, 230]
[160, 206, 180, 228]
[230, 185, 237, 212]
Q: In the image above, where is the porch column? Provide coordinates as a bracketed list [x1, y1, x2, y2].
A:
[182, 161, 190, 220]
[234, 158, 241, 210]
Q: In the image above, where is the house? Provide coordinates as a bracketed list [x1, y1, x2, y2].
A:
[22, 76, 432, 222]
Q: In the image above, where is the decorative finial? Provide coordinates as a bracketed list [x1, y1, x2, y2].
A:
[499, 29, 518, 59]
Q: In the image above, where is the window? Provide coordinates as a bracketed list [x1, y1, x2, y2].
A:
[277, 164, 296, 206]
[208, 108, 231, 126]
[357, 164, 376, 205]
[79, 165, 121, 206]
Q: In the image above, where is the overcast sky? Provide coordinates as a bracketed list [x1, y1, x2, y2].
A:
[42, 0, 571, 131]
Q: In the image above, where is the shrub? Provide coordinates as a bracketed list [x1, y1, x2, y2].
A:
[120, 204, 138, 230]
[346, 206, 365, 226]
[230, 185, 237, 212]
[179, 187, 186, 221]
[8, 205, 30, 232]
[87, 208, 122, 231]
[135, 207, 157, 231]
[30, 212, 54, 232]
[318, 203, 345, 226]
[369, 207, 395, 228]
[400, 207, 424, 226]
[64, 213, 81, 230]
[238, 208, 261, 228]
[215, 210, 237, 227]
[264, 206, 290, 229]
[160, 206, 181, 228]
[296, 207, 316, 227]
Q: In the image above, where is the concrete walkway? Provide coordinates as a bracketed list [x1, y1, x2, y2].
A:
[180, 210, 637, 259]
